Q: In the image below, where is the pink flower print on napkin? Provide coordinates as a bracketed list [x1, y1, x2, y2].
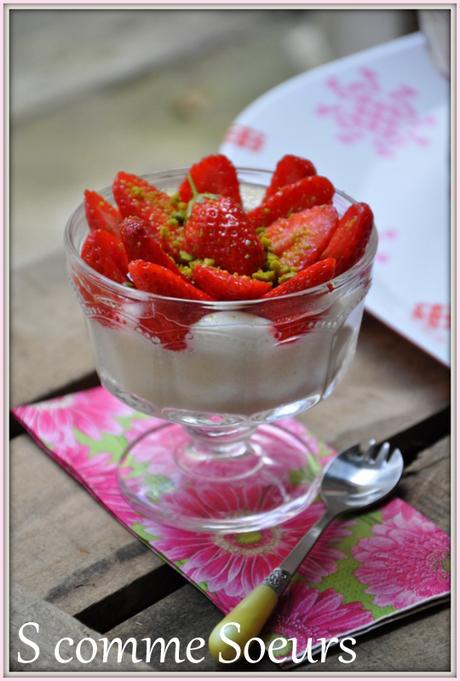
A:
[353, 506, 450, 609]
[63, 444, 141, 526]
[272, 583, 373, 652]
[142, 500, 350, 598]
[316, 67, 435, 158]
[15, 387, 132, 447]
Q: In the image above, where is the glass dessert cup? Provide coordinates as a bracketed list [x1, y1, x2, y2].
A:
[65, 168, 377, 533]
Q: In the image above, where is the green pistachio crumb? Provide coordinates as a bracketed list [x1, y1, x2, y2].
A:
[202, 258, 215, 267]
[122, 281, 135, 288]
[179, 265, 193, 278]
[159, 225, 170, 239]
[256, 227, 265, 235]
[179, 250, 193, 263]
[260, 236, 271, 249]
[278, 272, 297, 284]
[167, 217, 179, 226]
[253, 270, 276, 282]
[130, 186, 144, 199]
[170, 192, 180, 205]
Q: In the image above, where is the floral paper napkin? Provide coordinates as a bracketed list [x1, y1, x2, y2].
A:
[13, 386, 450, 665]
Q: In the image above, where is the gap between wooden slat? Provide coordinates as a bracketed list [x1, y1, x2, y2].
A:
[74, 563, 187, 634]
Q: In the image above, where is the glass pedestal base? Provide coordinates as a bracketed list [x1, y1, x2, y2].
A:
[117, 423, 322, 533]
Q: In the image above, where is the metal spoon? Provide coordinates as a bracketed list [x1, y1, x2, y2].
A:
[208, 439, 404, 662]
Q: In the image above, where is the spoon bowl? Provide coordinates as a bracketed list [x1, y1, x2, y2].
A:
[320, 440, 404, 512]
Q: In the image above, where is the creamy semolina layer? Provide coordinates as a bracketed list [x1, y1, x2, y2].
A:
[87, 310, 357, 416]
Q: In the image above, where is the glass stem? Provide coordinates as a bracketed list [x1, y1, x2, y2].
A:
[184, 424, 257, 461]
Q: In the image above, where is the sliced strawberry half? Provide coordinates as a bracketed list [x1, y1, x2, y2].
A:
[321, 202, 374, 275]
[81, 229, 129, 284]
[247, 175, 335, 230]
[112, 171, 172, 231]
[264, 154, 316, 200]
[128, 260, 213, 301]
[264, 258, 336, 298]
[192, 265, 272, 300]
[265, 204, 339, 270]
[185, 196, 264, 276]
[84, 190, 122, 237]
[129, 260, 213, 351]
[263, 258, 336, 342]
[179, 154, 242, 204]
[120, 216, 183, 277]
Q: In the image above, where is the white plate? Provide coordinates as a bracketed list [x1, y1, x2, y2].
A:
[220, 33, 450, 366]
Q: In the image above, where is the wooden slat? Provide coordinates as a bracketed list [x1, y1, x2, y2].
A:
[10, 436, 165, 615]
[11, 250, 93, 407]
[10, 586, 151, 672]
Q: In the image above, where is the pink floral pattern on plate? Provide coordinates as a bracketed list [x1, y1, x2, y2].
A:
[316, 67, 436, 157]
[12, 386, 451, 666]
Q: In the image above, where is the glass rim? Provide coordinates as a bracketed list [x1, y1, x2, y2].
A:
[64, 166, 378, 307]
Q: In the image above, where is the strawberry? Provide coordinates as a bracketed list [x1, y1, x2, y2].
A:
[129, 260, 213, 350]
[179, 154, 242, 204]
[265, 205, 339, 270]
[81, 229, 129, 284]
[112, 171, 173, 232]
[192, 265, 272, 300]
[264, 154, 316, 200]
[185, 196, 264, 276]
[321, 203, 373, 275]
[84, 190, 122, 237]
[128, 260, 212, 301]
[247, 175, 334, 230]
[120, 216, 183, 276]
[263, 258, 336, 342]
[264, 258, 336, 298]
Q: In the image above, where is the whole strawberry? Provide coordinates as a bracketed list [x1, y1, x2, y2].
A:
[185, 196, 264, 276]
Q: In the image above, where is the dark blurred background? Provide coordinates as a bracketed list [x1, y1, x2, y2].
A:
[10, 8, 421, 266]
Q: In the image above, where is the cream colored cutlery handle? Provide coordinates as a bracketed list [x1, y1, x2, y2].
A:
[208, 583, 280, 662]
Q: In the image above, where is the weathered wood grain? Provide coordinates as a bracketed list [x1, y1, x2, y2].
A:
[11, 250, 93, 407]
[10, 435, 164, 615]
[10, 585, 151, 671]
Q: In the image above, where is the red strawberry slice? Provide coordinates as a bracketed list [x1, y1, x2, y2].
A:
[129, 260, 213, 301]
[264, 258, 336, 298]
[264, 154, 316, 200]
[120, 216, 183, 276]
[265, 204, 339, 270]
[179, 154, 242, 204]
[84, 190, 122, 237]
[112, 171, 172, 232]
[247, 175, 335, 230]
[129, 260, 213, 350]
[81, 229, 129, 284]
[185, 196, 264, 276]
[321, 202, 374, 275]
[192, 265, 272, 300]
[263, 258, 336, 342]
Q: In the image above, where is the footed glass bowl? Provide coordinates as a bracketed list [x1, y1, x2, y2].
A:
[64, 168, 378, 533]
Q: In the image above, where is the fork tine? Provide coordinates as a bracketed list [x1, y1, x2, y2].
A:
[375, 442, 391, 464]
[361, 438, 377, 461]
